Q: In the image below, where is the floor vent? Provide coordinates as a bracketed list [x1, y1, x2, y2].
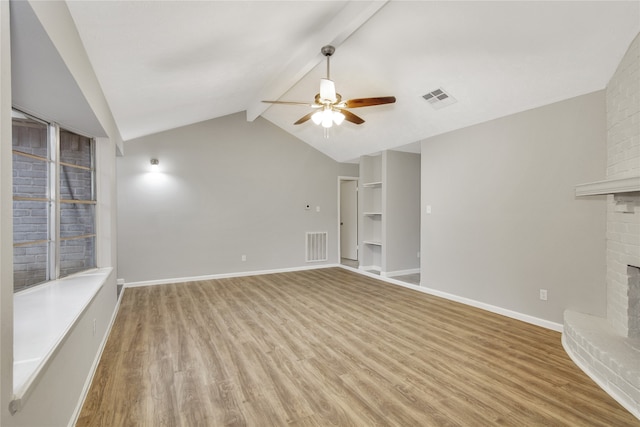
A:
[422, 88, 457, 109]
[306, 232, 328, 262]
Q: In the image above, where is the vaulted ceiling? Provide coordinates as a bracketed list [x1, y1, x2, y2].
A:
[64, 1, 639, 162]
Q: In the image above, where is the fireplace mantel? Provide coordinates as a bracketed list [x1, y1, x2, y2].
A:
[575, 175, 640, 197]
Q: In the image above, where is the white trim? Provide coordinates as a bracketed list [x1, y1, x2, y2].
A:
[11, 267, 113, 413]
[383, 268, 420, 278]
[68, 283, 126, 427]
[575, 175, 640, 196]
[341, 265, 563, 332]
[126, 264, 563, 330]
[124, 264, 337, 288]
[358, 265, 381, 274]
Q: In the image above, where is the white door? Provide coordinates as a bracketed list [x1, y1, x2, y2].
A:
[340, 180, 358, 260]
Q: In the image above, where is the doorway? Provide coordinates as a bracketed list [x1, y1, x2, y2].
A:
[339, 177, 358, 267]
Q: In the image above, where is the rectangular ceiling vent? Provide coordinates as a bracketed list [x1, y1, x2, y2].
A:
[422, 88, 457, 110]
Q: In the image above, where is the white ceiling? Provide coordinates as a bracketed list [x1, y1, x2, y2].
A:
[66, 1, 640, 163]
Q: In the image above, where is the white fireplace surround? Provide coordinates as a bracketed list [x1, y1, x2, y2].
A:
[563, 176, 640, 419]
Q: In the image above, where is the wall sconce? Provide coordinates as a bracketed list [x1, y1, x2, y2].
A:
[150, 158, 159, 171]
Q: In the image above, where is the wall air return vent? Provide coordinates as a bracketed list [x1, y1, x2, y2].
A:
[422, 88, 457, 110]
[306, 232, 328, 262]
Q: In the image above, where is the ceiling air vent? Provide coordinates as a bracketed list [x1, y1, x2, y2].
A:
[422, 88, 456, 110]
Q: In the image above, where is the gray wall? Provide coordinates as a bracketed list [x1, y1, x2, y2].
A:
[421, 91, 607, 325]
[386, 150, 420, 274]
[118, 112, 357, 284]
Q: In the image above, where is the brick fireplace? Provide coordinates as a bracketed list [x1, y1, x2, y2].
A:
[563, 33, 640, 419]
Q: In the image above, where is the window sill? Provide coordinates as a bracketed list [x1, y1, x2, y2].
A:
[11, 267, 112, 411]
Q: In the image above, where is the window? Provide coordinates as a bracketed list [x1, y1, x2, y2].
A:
[12, 110, 96, 292]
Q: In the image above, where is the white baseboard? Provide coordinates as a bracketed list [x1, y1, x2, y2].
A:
[70, 263, 564, 426]
[123, 264, 562, 331]
[383, 268, 420, 278]
[68, 285, 126, 427]
[358, 265, 381, 273]
[342, 265, 563, 333]
[124, 264, 338, 288]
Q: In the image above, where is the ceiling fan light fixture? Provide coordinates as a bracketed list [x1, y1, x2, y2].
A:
[321, 108, 334, 128]
[319, 78, 337, 103]
[263, 45, 396, 130]
[311, 110, 323, 125]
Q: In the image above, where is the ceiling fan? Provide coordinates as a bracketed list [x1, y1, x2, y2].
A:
[262, 45, 396, 129]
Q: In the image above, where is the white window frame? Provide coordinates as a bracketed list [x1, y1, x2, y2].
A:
[12, 109, 97, 292]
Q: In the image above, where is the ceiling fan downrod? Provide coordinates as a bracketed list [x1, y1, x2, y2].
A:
[321, 45, 335, 79]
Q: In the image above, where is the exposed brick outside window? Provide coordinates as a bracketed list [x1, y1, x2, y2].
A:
[12, 114, 96, 292]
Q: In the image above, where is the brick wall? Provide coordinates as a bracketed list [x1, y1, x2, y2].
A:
[606, 33, 640, 338]
[12, 123, 49, 291]
[58, 130, 95, 279]
[12, 124, 95, 292]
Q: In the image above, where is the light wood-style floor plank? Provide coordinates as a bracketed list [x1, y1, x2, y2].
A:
[77, 268, 639, 426]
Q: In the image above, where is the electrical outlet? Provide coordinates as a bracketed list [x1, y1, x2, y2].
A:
[241, 254, 247, 262]
[539, 289, 548, 301]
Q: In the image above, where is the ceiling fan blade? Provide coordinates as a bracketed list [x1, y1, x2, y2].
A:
[344, 96, 396, 108]
[294, 111, 315, 125]
[262, 100, 315, 107]
[342, 109, 365, 125]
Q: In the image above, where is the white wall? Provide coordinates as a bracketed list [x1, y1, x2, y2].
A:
[1, 2, 121, 425]
[117, 112, 357, 284]
[421, 91, 607, 325]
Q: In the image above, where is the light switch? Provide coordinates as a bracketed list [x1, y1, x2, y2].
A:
[316, 206, 320, 212]
[426, 205, 432, 214]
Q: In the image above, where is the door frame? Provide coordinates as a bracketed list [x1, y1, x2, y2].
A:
[337, 176, 359, 263]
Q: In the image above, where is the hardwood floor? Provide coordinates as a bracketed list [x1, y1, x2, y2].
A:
[77, 268, 639, 426]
